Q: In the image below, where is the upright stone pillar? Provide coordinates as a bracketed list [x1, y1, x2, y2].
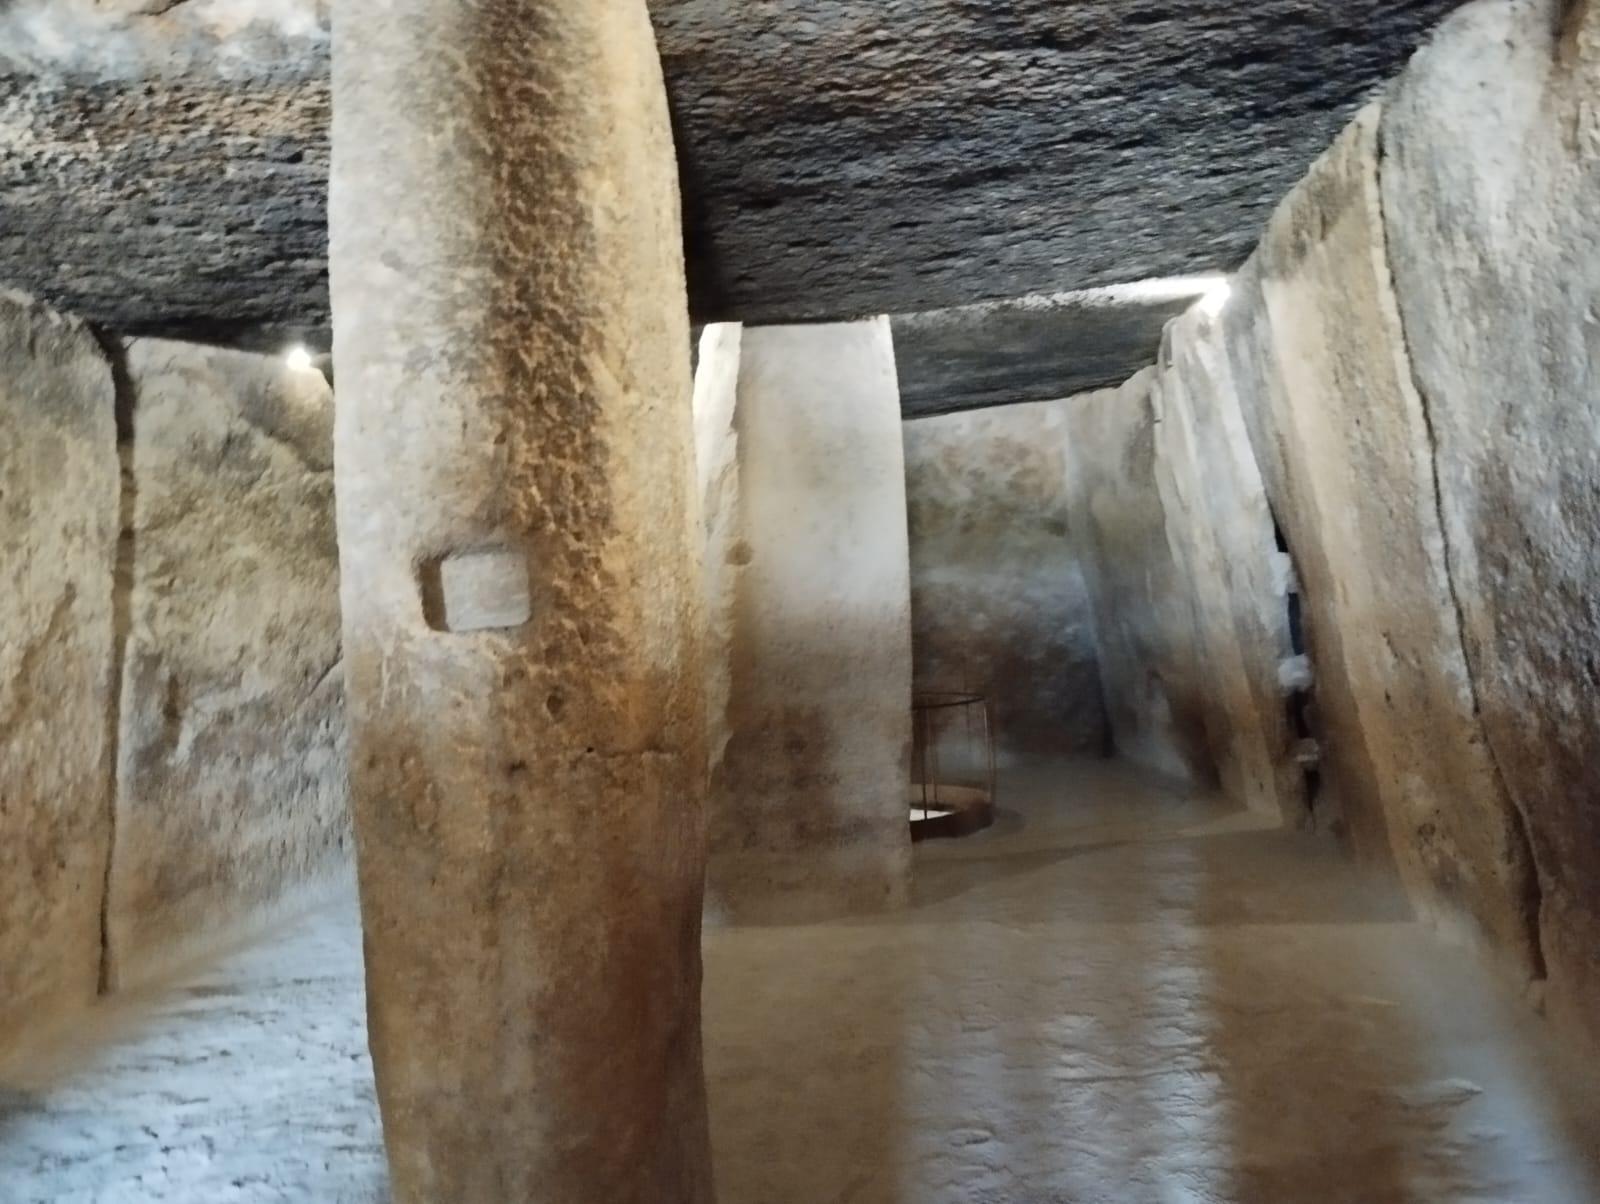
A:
[695, 320, 913, 923]
[329, 3, 712, 1201]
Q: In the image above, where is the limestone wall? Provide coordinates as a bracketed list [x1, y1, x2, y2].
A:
[1378, 0, 1600, 1042]
[1062, 370, 1216, 786]
[106, 340, 348, 989]
[696, 319, 913, 923]
[0, 303, 348, 1055]
[902, 402, 1109, 760]
[1227, 102, 1545, 978]
[1150, 307, 1307, 824]
[1088, 0, 1600, 1037]
[1016, 0, 1600, 1048]
[0, 290, 118, 1060]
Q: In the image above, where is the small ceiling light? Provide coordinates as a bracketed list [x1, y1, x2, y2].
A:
[1199, 279, 1233, 317]
[285, 345, 315, 372]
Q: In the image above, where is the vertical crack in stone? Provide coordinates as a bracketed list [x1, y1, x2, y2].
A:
[93, 330, 138, 995]
[1370, 123, 1550, 986]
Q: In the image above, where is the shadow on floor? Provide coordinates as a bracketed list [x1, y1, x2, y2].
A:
[4, 756, 1599, 1204]
[704, 755, 1600, 1204]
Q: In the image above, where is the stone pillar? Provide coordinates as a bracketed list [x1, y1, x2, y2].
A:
[329, 3, 712, 1201]
[695, 320, 913, 923]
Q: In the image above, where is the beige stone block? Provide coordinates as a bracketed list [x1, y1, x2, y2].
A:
[1238, 102, 1541, 977]
[329, 0, 713, 1197]
[105, 339, 348, 989]
[696, 319, 913, 923]
[1381, 0, 1600, 1041]
[1062, 369, 1216, 785]
[0, 290, 118, 1060]
[1152, 304, 1307, 823]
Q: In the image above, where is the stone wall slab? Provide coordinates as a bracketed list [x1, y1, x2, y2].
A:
[1063, 369, 1216, 785]
[105, 339, 348, 988]
[1240, 104, 1541, 975]
[0, 291, 118, 1058]
[903, 402, 1109, 760]
[1152, 306, 1307, 822]
[1381, 0, 1600, 1038]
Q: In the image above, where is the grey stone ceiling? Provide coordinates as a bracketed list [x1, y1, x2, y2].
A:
[892, 284, 1206, 419]
[1, 0, 1461, 410]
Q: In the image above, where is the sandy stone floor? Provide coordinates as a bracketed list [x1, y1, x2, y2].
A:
[5, 760, 1598, 1203]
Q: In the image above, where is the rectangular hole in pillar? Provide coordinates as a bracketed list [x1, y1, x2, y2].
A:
[418, 547, 533, 633]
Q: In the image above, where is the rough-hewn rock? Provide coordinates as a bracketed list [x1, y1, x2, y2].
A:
[1063, 369, 1215, 785]
[0, 1, 332, 350]
[891, 287, 1202, 419]
[1237, 105, 1542, 976]
[696, 320, 913, 923]
[1380, 0, 1600, 1041]
[329, 0, 712, 1199]
[1151, 305, 1307, 823]
[0, 290, 118, 1060]
[0, 0, 1461, 342]
[104, 339, 347, 990]
[902, 402, 1109, 760]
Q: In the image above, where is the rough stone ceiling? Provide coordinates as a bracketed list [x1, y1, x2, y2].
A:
[1, 0, 1461, 407]
[892, 281, 1207, 419]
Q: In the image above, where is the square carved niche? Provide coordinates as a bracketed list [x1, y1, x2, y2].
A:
[420, 547, 532, 633]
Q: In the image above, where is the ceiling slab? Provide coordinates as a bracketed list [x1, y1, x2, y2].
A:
[892, 284, 1206, 419]
[0, 0, 1462, 345]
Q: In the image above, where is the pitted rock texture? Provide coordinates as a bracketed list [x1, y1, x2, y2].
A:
[1, 0, 1461, 343]
[696, 320, 913, 924]
[1063, 369, 1216, 786]
[330, 0, 712, 1199]
[0, 290, 118, 1060]
[1152, 305, 1306, 825]
[903, 401, 1109, 760]
[1380, 0, 1600, 1043]
[0, 1, 332, 350]
[1235, 105, 1542, 979]
[105, 339, 347, 991]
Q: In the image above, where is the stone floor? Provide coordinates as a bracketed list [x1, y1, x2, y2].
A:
[5, 760, 1598, 1203]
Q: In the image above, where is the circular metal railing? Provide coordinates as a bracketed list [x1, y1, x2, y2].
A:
[909, 690, 997, 841]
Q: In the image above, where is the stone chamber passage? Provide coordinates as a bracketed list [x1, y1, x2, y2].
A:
[4, 1, 1600, 1201]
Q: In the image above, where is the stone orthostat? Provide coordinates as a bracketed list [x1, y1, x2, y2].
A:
[695, 320, 913, 923]
[329, 1, 713, 1199]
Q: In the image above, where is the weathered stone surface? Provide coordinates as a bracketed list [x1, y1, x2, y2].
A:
[104, 339, 347, 990]
[1380, 0, 1600, 1041]
[902, 401, 1109, 760]
[1237, 105, 1542, 976]
[1151, 304, 1307, 823]
[891, 286, 1203, 419]
[1062, 369, 1215, 785]
[0, 290, 118, 1059]
[0, 0, 1462, 342]
[0, 1, 332, 350]
[329, 0, 712, 1199]
[696, 320, 913, 923]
